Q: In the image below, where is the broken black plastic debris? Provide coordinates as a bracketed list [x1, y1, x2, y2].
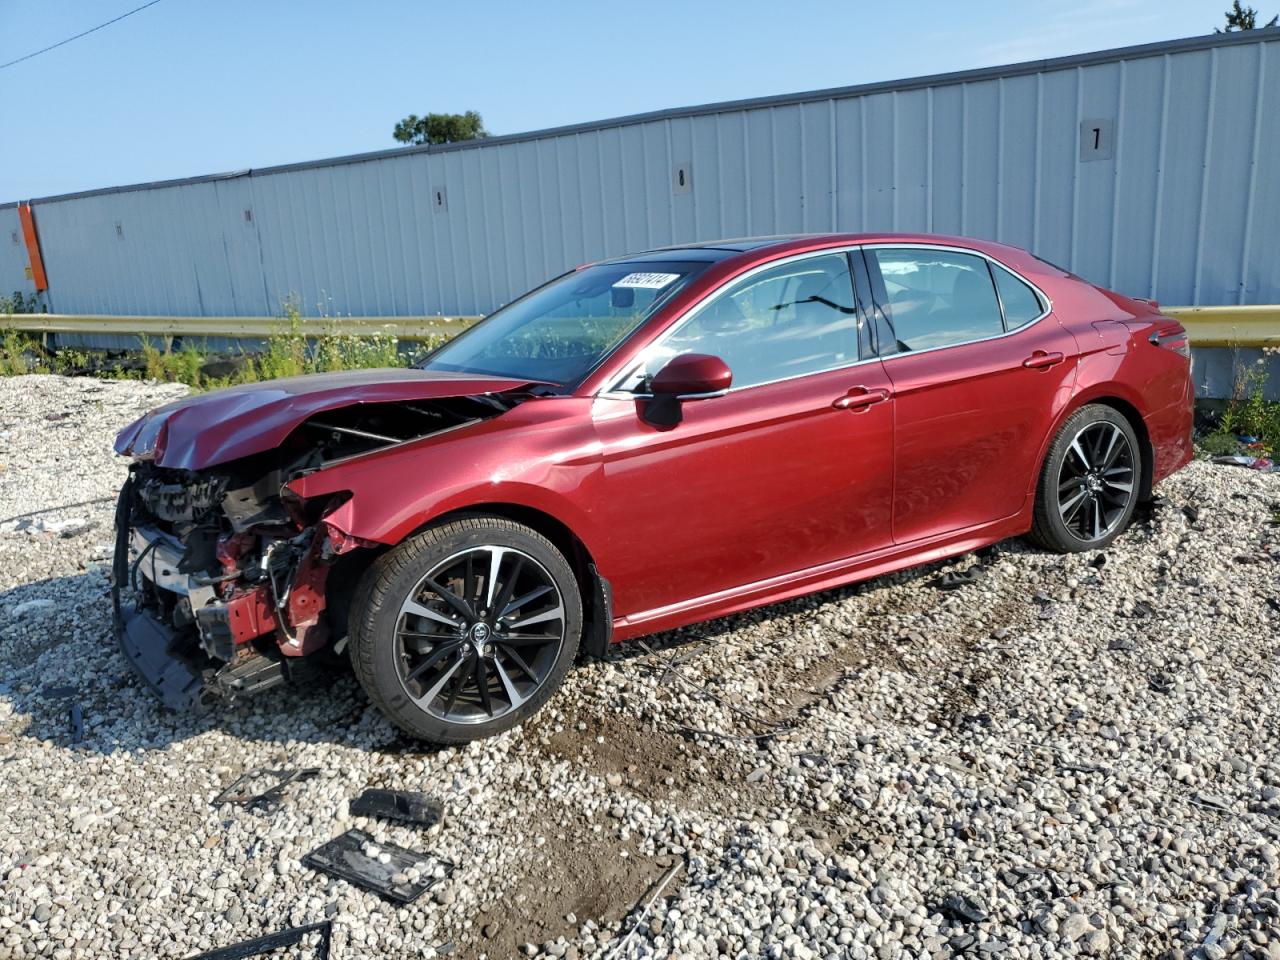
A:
[301, 827, 453, 904]
[937, 892, 989, 924]
[214, 768, 320, 810]
[1089, 554, 1107, 568]
[349, 789, 444, 828]
[40, 685, 78, 700]
[184, 920, 331, 960]
[68, 703, 84, 744]
[935, 568, 982, 590]
[1149, 674, 1174, 695]
[1181, 505, 1200, 523]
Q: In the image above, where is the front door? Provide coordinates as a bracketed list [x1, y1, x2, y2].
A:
[590, 250, 896, 621]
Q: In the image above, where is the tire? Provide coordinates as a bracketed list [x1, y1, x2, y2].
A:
[348, 516, 582, 743]
[1029, 404, 1142, 553]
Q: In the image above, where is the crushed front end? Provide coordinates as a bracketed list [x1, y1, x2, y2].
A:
[112, 459, 350, 710]
[111, 391, 518, 711]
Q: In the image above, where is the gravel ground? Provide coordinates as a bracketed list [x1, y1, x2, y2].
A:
[1, 374, 1279, 960]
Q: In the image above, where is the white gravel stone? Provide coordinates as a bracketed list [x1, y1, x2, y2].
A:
[0, 375, 1278, 960]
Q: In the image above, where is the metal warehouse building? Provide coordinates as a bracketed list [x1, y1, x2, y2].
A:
[2, 30, 1277, 356]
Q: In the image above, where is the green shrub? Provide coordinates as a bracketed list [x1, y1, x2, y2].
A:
[0, 328, 42, 376]
[1204, 349, 1280, 457]
[0, 294, 453, 390]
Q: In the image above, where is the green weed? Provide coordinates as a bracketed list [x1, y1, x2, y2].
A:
[1201, 349, 1280, 457]
[0, 296, 445, 391]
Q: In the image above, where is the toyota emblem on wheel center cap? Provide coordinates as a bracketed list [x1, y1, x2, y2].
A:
[470, 622, 491, 644]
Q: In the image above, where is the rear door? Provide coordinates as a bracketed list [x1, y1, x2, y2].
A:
[859, 245, 1078, 544]
[591, 250, 896, 621]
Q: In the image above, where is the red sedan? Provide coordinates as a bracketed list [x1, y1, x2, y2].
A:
[113, 234, 1194, 742]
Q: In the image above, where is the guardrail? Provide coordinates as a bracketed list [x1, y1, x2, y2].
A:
[3, 306, 1277, 348]
[3, 314, 478, 341]
[1161, 305, 1280, 348]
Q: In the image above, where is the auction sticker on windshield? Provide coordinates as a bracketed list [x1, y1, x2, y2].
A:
[613, 272, 680, 289]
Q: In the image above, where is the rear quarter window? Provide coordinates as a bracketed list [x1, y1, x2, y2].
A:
[993, 264, 1045, 329]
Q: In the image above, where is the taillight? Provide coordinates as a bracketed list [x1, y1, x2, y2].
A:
[1149, 324, 1190, 359]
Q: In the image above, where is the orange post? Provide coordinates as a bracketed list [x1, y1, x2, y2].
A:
[18, 203, 48, 292]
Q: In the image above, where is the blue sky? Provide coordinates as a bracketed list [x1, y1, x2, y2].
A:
[0, 0, 1235, 201]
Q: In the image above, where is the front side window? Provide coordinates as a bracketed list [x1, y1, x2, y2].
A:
[870, 249, 1004, 352]
[422, 260, 710, 386]
[619, 253, 859, 392]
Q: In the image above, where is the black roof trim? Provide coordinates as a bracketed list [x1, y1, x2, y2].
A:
[4, 28, 1277, 210]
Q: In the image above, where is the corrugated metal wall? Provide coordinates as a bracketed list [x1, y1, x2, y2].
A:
[1, 30, 1277, 396]
[0, 206, 30, 301]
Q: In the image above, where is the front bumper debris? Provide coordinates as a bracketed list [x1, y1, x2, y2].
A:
[112, 480, 325, 712]
[115, 605, 211, 712]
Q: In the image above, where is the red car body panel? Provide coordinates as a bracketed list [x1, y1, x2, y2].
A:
[878, 317, 1080, 544]
[289, 397, 606, 551]
[114, 367, 543, 470]
[117, 232, 1195, 659]
[588, 362, 896, 618]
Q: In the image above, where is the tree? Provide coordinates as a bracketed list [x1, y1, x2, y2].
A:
[1216, 0, 1278, 31]
[393, 111, 489, 146]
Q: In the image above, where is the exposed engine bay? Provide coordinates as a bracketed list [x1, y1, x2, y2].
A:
[111, 394, 517, 711]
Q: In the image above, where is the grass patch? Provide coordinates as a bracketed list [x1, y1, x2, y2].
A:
[0, 328, 40, 376]
[0, 297, 450, 391]
[1199, 349, 1280, 459]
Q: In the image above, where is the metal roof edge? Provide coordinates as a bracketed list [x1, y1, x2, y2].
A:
[9, 27, 1278, 208]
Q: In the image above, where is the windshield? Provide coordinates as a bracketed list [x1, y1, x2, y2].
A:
[421, 260, 711, 386]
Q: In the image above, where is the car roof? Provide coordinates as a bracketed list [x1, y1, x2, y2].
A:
[598, 233, 1053, 274]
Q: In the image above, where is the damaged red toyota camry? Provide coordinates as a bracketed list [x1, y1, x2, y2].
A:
[113, 234, 1194, 743]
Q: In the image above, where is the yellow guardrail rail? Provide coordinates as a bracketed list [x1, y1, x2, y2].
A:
[4, 306, 1277, 348]
[1162, 305, 1280, 348]
[4, 314, 479, 341]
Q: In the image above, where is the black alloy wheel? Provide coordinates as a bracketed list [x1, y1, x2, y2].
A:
[1030, 404, 1143, 553]
[348, 516, 583, 743]
[394, 545, 565, 724]
[1055, 420, 1136, 542]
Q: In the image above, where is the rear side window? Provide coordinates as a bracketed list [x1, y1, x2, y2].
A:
[869, 249, 1003, 352]
[993, 263, 1044, 329]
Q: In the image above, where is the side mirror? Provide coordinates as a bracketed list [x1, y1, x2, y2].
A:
[643, 353, 732, 428]
[650, 353, 732, 398]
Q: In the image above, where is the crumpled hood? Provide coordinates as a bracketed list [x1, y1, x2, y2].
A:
[115, 367, 541, 470]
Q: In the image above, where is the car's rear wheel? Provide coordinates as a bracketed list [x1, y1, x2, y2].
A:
[348, 516, 582, 743]
[1030, 404, 1142, 552]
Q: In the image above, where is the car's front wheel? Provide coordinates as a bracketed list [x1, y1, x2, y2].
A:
[1030, 404, 1142, 552]
[348, 516, 582, 743]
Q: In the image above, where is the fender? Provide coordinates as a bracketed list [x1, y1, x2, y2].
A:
[1023, 371, 1151, 502]
[287, 397, 609, 563]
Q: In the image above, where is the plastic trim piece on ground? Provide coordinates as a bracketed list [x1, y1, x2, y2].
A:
[213, 768, 320, 810]
[185, 921, 332, 960]
[349, 789, 445, 827]
[301, 828, 454, 904]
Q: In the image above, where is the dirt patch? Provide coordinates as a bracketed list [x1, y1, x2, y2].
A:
[474, 813, 668, 958]
[534, 706, 757, 809]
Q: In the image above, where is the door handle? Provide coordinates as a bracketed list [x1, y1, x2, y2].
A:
[1022, 350, 1064, 369]
[832, 386, 891, 411]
